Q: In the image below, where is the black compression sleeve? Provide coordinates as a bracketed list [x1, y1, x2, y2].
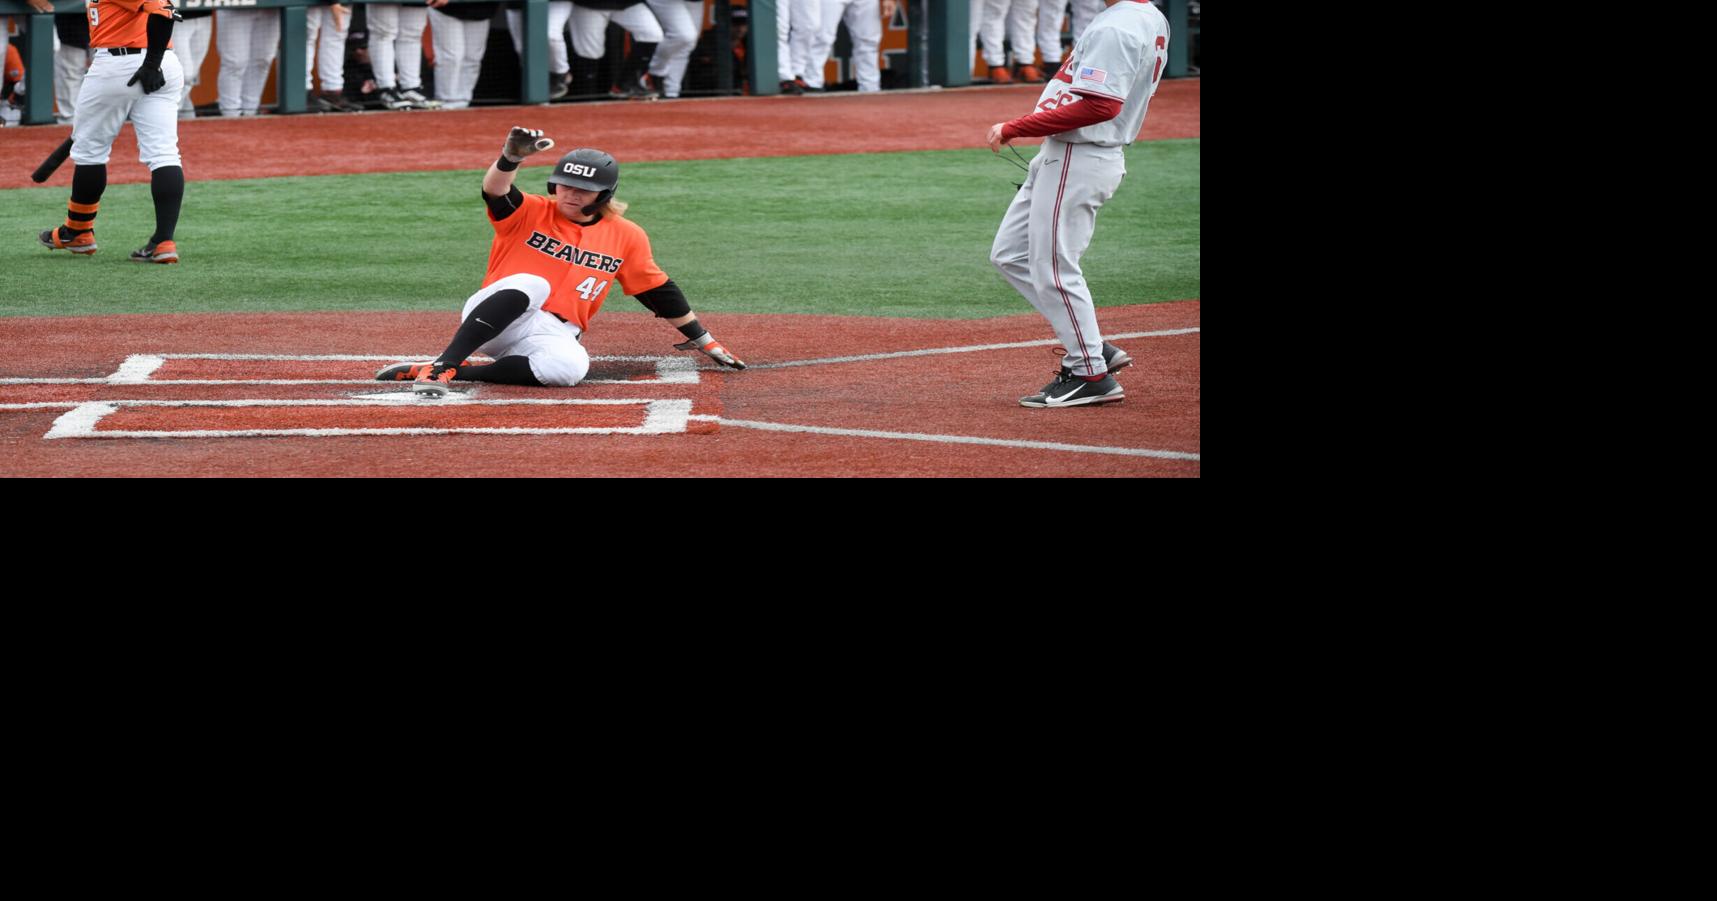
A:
[483, 186, 525, 221]
[144, 12, 174, 67]
[634, 279, 691, 319]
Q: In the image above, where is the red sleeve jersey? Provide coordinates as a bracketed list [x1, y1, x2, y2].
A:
[484, 193, 669, 332]
[87, 0, 176, 50]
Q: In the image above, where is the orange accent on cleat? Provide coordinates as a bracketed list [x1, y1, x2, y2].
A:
[40, 227, 97, 255]
[130, 240, 178, 264]
[412, 365, 458, 398]
[988, 66, 1014, 84]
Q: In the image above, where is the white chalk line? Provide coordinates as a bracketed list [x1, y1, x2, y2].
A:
[40, 399, 694, 440]
[746, 328, 1200, 370]
[684, 415, 1199, 461]
[0, 354, 696, 386]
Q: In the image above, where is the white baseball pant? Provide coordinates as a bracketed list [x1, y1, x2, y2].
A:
[171, 15, 212, 118]
[644, 0, 704, 98]
[427, 8, 490, 109]
[567, 4, 662, 61]
[1036, 1, 1066, 66]
[55, 40, 89, 124]
[216, 9, 279, 116]
[990, 137, 1126, 378]
[463, 274, 590, 387]
[70, 48, 184, 171]
[367, 4, 430, 91]
[977, 0, 1009, 69]
[1069, 0, 1103, 42]
[805, 0, 883, 91]
[505, 1, 573, 77]
[305, 5, 350, 93]
[1004, 0, 1038, 67]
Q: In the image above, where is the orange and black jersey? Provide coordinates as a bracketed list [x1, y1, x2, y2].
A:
[483, 187, 669, 332]
[87, 0, 176, 50]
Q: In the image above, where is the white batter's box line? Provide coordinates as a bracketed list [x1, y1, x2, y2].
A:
[746, 328, 1201, 371]
[0, 354, 696, 387]
[687, 415, 1199, 461]
[41, 399, 694, 440]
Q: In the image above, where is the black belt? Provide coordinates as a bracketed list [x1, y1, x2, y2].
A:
[100, 47, 144, 55]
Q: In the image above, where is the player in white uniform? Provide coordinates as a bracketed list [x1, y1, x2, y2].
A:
[215, 7, 278, 116]
[986, 0, 1168, 407]
[803, 0, 893, 92]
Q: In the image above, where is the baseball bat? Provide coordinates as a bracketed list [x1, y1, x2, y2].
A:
[31, 138, 74, 184]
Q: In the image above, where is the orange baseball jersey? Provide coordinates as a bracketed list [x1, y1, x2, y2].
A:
[87, 0, 176, 50]
[485, 193, 668, 331]
[3, 44, 22, 85]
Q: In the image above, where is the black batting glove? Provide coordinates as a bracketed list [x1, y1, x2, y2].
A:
[128, 64, 166, 95]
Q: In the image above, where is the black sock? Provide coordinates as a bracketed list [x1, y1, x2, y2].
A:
[434, 289, 530, 368]
[71, 164, 106, 206]
[149, 166, 185, 245]
[62, 164, 107, 240]
[455, 355, 544, 386]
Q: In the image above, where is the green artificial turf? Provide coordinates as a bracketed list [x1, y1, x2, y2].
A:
[0, 140, 1198, 318]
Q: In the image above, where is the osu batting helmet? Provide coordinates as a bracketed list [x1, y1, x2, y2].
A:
[547, 148, 620, 215]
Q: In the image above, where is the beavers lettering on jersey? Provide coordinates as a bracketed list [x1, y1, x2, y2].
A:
[524, 231, 623, 274]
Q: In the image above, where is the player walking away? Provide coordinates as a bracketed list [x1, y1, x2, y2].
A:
[985, 0, 1168, 408]
[378, 128, 745, 398]
[40, 0, 185, 264]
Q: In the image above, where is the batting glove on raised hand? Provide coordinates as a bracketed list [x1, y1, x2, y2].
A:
[128, 63, 166, 95]
[503, 127, 555, 163]
[674, 338, 747, 370]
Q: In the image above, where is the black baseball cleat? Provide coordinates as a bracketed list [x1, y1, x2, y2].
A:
[1020, 371, 1125, 408]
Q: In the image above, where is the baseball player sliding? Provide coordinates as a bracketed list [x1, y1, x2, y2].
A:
[39, 0, 185, 263]
[379, 127, 746, 398]
[986, 0, 1169, 408]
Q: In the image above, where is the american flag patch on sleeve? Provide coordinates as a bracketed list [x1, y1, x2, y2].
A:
[1078, 67, 1108, 84]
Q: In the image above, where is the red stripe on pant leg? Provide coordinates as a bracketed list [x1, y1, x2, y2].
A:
[1050, 144, 1094, 376]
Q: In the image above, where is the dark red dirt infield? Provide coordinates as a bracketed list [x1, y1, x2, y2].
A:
[0, 302, 1199, 477]
[3, 79, 1200, 189]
